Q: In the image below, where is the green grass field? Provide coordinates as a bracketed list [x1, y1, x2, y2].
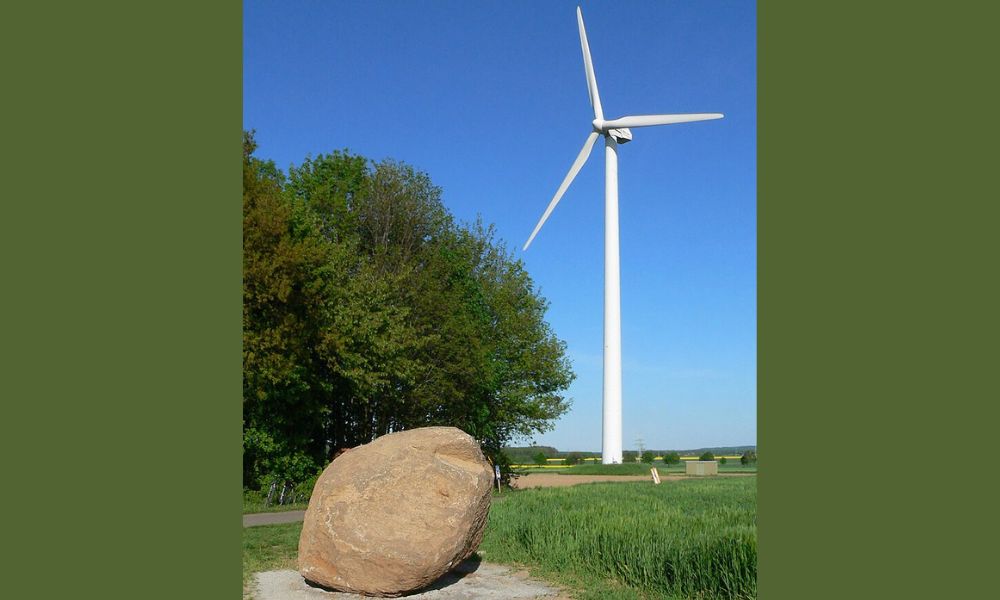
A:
[243, 521, 302, 591]
[481, 478, 756, 599]
[243, 476, 756, 599]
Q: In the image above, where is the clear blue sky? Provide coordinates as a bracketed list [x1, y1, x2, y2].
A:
[244, 1, 756, 452]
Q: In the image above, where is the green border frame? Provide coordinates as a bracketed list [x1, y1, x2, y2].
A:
[760, 2, 997, 598]
[5, 1, 998, 597]
[4, 1, 240, 597]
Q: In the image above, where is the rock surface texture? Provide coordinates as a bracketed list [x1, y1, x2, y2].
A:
[298, 427, 494, 597]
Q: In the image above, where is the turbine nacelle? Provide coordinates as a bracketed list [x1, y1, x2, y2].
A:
[609, 128, 632, 144]
[591, 119, 632, 143]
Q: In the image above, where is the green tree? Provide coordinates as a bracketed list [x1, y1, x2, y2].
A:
[243, 133, 575, 489]
[622, 450, 638, 463]
[413, 220, 573, 473]
[243, 131, 337, 487]
[243, 135, 421, 486]
[641, 450, 655, 464]
[719, 457, 727, 465]
[564, 452, 583, 466]
[740, 450, 757, 465]
[662, 451, 681, 465]
[699, 451, 715, 461]
[533, 451, 547, 466]
[285, 150, 368, 241]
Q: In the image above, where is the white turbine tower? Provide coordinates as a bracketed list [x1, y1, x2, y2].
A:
[523, 7, 723, 465]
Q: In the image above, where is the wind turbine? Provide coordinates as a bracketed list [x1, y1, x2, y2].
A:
[523, 7, 723, 464]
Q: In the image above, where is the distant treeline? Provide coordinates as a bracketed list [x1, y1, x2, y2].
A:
[505, 445, 757, 462]
[244, 131, 574, 490]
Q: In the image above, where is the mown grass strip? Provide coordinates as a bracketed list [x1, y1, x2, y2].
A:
[242, 522, 301, 590]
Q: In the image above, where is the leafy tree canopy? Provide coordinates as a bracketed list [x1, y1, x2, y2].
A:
[662, 451, 681, 465]
[243, 131, 574, 489]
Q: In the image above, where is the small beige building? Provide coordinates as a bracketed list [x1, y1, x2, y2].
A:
[685, 461, 719, 476]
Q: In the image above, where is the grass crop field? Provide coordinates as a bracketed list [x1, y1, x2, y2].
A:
[242, 476, 756, 599]
[481, 478, 756, 599]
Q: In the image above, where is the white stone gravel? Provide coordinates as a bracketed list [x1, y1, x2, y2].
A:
[253, 560, 565, 600]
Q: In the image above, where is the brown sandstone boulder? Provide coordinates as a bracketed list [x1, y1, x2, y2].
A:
[297, 427, 494, 596]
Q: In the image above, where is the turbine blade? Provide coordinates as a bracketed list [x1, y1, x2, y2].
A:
[524, 131, 601, 251]
[577, 7, 603, 121]
[602, 113, 724, 129]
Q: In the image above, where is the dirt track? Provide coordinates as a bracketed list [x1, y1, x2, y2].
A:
[511, 472, 755, 489]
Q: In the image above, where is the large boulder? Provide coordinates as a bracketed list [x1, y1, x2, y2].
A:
[297, 427, 494, 596]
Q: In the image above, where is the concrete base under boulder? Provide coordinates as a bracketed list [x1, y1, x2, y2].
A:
[254, 558, 566, 600]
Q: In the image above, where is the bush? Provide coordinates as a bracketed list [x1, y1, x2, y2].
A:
[741, 450, 757, 466]
[699, 451, 715, 461]
[242, 488, 267, 512]
[662, 451, 681, 465]
[243, 465, 321, 512]
[622, 450, 638, 463]
[533, 451, 548, 466]
[641, 450, 655, 464]
[564, 452, 583, 466]
[293, 472, 320, 503]
[719, 457, 727, 465]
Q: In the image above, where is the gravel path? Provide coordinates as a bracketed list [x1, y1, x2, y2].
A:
[253, 559, 569, 600]
[244, 510, 306, 527]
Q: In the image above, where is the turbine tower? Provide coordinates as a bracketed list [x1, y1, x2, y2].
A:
[523, 7, 723, 464]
